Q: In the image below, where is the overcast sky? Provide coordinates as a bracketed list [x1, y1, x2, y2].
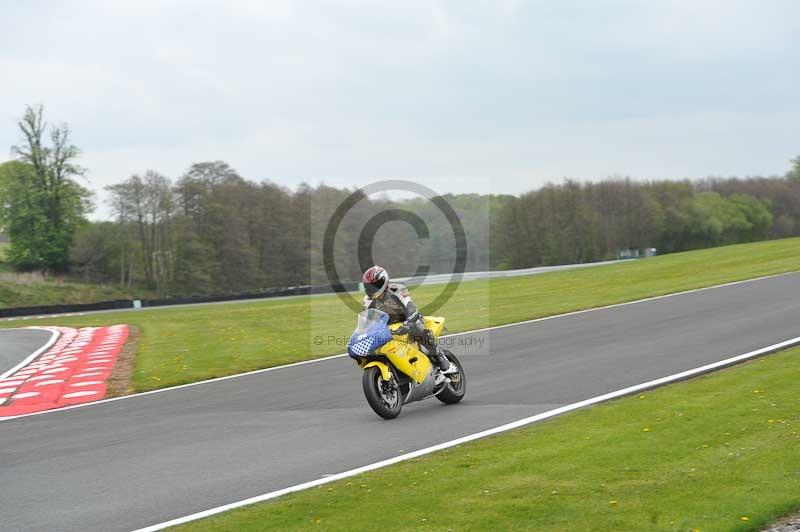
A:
[2, 0, 799, 219]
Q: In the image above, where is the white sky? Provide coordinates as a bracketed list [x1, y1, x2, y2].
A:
[1, 0, 799, 219]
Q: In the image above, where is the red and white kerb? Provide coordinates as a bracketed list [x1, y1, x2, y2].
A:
[0, 325, 129, 418]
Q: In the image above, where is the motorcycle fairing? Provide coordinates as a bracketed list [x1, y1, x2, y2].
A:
[348, 309, 393, 359]
[379, 332, 433, 384]
[348, 309, 439, 385]
[422, 316, 445, 339]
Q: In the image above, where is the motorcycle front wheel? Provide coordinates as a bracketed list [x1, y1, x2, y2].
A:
[362, 366, 403, 419]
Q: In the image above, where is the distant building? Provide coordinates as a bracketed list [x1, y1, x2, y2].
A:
[617, 247, 657, 260]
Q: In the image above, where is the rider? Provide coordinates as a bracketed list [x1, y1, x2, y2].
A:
[362, 265, 455, 374]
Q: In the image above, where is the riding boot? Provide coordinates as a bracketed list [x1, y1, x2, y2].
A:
[427, 342, 451, 372]
[418, 329, 447, 371]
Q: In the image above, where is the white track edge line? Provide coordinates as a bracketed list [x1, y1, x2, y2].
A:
[0, 327, 60, 380]
[130, 334, 800, 532]
[0, 270, 794, 423]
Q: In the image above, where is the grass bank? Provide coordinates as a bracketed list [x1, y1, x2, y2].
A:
[0, 240, 156, 307]
[172, 345, 800, 532]
[0, 275, 153, 309]
[1, 238, 798, 392]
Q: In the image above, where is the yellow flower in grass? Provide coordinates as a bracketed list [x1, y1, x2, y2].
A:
[740, 516, 750, 521]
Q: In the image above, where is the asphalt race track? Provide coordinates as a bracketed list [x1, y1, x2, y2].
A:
[1, 274, 799, 532]
[0, 328, 52, 377]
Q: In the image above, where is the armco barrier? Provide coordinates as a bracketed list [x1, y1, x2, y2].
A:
[0, 282, 362, 318]
[0, 299, 135, 318]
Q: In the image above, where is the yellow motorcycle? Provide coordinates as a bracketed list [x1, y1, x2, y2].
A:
[347, 308, 466, 419]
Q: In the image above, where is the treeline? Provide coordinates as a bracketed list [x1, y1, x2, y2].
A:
[493, 177, 798, 268]
[66, 167, 799, 295]
[2, 106, 800, 298]
[6, 158, 800, 297]
[70, 161, 494, 295]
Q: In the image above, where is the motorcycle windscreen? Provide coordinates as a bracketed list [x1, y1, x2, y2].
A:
[348, 309, 393, 358]
[354, 308, 389, 334]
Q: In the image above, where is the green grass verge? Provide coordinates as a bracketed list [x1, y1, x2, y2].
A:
[171, 346, 800, 532]
[0, 241, 13, 272]
[1, 238, 798, 393]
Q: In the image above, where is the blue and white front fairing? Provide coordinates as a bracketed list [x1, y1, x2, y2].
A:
[348, 309, 393, 359]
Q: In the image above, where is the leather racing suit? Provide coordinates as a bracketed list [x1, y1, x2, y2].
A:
[362, 282, 447, 370]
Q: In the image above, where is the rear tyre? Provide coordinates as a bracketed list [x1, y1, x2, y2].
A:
[436, 351, 466, 405]
[362, 366, 403, 419]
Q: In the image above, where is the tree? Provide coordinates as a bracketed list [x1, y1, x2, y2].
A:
[1, 106, 92, 272]
[789, 156, 800, 181]
[107, 171, 174, 291]
[175, 162, 261, 292]
[69, 222, 124, 283]
[670, 192, 773, 250]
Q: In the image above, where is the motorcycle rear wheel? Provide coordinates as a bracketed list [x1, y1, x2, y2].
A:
[436, 351, 466, 405]
[362, 366, 403, 419]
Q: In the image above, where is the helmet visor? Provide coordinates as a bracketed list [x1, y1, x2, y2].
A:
[364, 278, 386, 298]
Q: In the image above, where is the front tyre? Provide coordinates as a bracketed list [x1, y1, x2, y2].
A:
[362, 367, 403, 419]
[436, 351, 466, 405]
